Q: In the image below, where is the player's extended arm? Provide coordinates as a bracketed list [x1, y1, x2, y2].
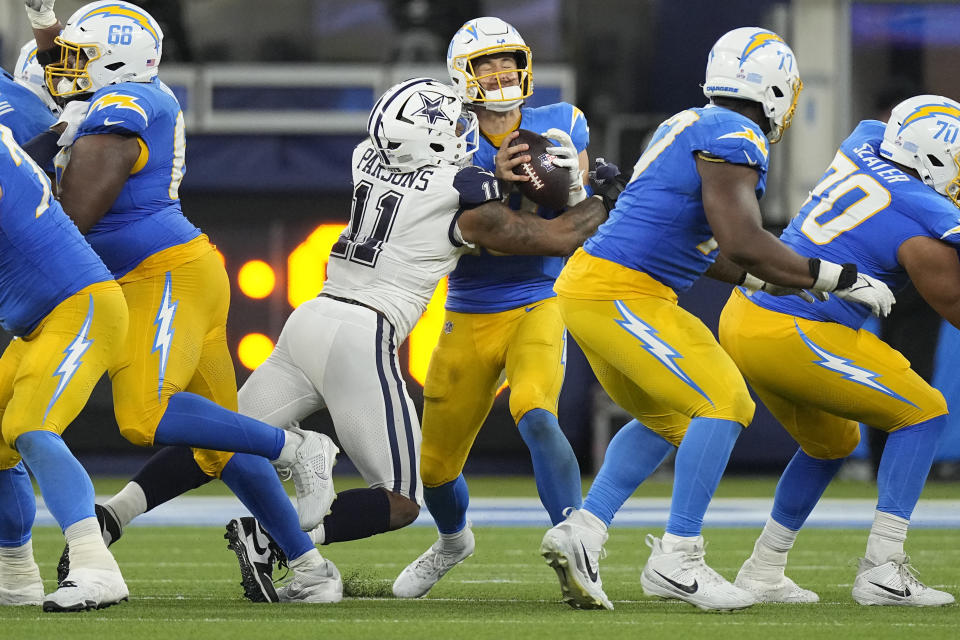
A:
[698, 156, 814, 287]
[458, 196, 607, 256]
[24, 0, 61, 59]
[59, 133, 141, 233]
[899, 235, 960, 329]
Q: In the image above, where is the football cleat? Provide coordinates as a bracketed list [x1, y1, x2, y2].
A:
[393, 526, 475, 598]
[42, 567, 128, 612]
[852, 554, 955, 607]
[276, 428, 339, 531]
[734, 556, 819, 603]
[225, 517, 286, 603]
[641, 534, 755, 611]
[276, 558, 343, 603]
[57, 503, 123, 584]
[540, 509, 613, 610]
[0, 558, 44, 606]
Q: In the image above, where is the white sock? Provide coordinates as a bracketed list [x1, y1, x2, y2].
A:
[0, 540, 40, 577]
[661, 532, 699, 552]
[289, 547, 323, 569]
[309, 524, 325, 545]
[273, 430, 303, 465]
[752, 518, 799, 570]
[64, 517, 118, 572]
[865, 510, 908, 564]
[578, 508, 608, 533]
[439, 526, 471, 551]
[104, 482, 147, 529]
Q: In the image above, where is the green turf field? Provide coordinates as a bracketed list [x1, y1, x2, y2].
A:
[3, 476, 957, 639]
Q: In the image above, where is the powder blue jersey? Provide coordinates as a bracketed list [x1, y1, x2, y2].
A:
[751, 120, 960, 329]
[0, 125, 112, 335]
[61, 77, 199, 278]
[585, 105, 770, 292]
[445, 102, 589, 312]
[0, 69, 56, 145]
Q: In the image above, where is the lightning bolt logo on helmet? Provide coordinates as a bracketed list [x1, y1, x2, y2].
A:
[152, 273, 177, 400]
[898, 102, 960, 135]
[739, 31, 784, 67]
[45, 297, 95, 422]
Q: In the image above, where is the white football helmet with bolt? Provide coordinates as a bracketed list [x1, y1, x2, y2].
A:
[447, 17, 533, 112]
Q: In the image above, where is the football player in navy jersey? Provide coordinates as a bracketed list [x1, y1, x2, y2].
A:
[393, 16, 592, 600]
[0, 124, 129, 611]
[30, 0, 351, 603]
[539, 27, 896, 612]
[723, 96, 960, 607]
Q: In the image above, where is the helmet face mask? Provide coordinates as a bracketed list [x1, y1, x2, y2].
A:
[14, 40, 58, 112]
[447, 17, 533, 112]
[703, 27, 802, 143]
[45, 0, 163, 98]
[367, 78, 479, 174]
[880, 95, 960, 208]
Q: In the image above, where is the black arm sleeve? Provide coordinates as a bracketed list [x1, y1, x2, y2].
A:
[21, 129, 60, 167]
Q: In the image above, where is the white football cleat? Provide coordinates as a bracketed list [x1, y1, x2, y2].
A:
[277, 558, 343, 603]
[540, 509, 613, 610]
[734, 556, 819, 603]
[393, 526, 475, 598]
[641, 534, 755, 611]
[277, 428, 339, 531]
[0, 558, 43, 606]
[852, 554, 955, 607]
[42, 567, 128, 612]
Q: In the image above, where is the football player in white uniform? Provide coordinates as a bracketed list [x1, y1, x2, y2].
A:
[224, 77, 609, 599]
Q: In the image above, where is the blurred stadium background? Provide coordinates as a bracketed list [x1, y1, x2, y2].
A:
[1, 0, 959, 481]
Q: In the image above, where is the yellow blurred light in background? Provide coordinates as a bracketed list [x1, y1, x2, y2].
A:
[237, 260, 276, 299]
[288, 224, 346, 308]
[237, 333, 275, 371]
[407, 277, 447, 385]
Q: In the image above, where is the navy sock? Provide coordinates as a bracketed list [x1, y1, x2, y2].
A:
[770, 448, 844, 530]
[424, 474, 470, 534]
[666, 418, 742, 537]
[583, 420, 674, 526]
[517, 408, 582, 524]
[154, 392, 285, 460]
[133, 446, 214, 511]
[877, 416, 946, 519]
[220, 453, 313, 560]
[0, 463, 36, 546]
[321, 488, 391, 544]
[16, 431, 94, 531]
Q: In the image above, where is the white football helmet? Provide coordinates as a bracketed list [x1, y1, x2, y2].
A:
[367, 78, 479, 174]
[880, 95, 960, 208]
[45, 0, 163, 98]
[14, 40, 58, 112]
[447, 17, 533, 112]
[703, 27, 802, 143]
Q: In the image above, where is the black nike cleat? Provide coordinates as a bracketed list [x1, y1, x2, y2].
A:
[225, 517, 285, 603]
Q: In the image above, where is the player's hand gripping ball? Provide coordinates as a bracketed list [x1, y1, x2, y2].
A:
[511, 129, 573, 210]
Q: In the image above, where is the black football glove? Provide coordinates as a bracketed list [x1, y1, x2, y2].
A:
[589, 158, 627, 213]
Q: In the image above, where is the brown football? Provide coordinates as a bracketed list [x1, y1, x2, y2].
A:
[511, 129, 572, 210]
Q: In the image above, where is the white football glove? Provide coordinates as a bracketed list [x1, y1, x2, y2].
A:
[542, 127, 586, 206]
[25, 0, 57, 29]
[832, 273, 896, 318]
[55, 99, 90, 147]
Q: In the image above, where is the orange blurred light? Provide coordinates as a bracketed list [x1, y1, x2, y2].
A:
[238, 333, 274, 371]
[237, 260, 275, 299]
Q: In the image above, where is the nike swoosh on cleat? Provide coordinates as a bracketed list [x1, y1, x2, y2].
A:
[580, 542, 599, 583]
[251, 528, 269, 556]
[869, 581, 910, 598]
[654, 570, 698, 594]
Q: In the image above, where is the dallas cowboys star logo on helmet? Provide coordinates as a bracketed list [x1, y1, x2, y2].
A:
[412, 93, 453, 126]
